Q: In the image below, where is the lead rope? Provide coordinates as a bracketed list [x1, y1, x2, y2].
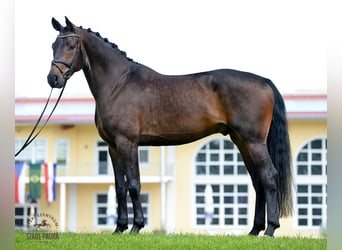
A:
[15, 85, 66, 157]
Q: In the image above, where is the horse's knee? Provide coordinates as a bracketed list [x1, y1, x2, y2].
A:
[253, 154, 277, 191]
[260, 167, 278, 191]
[128, 179, 141, 198]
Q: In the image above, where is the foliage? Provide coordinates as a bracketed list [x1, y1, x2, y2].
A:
[15, 231, 326, 250]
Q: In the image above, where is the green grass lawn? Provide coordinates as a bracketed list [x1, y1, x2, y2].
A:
[15, 231, 326, 250]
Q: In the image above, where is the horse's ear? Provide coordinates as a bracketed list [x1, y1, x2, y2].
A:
[52, 17, 62, 31]
[65, 16, 75, 32]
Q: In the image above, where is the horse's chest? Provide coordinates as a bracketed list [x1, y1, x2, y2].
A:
[94, 107, 139, 143]
[94, 109, 117, 142]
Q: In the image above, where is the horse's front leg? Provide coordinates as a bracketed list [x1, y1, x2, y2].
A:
[116, 137, 145, 233]
[109, 146, 128, 233]
[125, 146, 145, 233]
[126, 167, 145, 233]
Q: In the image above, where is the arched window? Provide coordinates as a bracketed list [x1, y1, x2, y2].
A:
[193, 138, 251, 231]
[294, 137, 327, 230]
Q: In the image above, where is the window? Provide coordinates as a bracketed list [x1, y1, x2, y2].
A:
[138, 146, 149, 165]
[15, 139, 47, 164]
[55, 138, 69, 167]
[96, 140, 150, 175]
[97, 141, 109, 175]
[95, 192, 149, 228]
[15, 203, 39, 230]
[193, 138, 251, 230]
[195, 184, 249, 226]
[195, 139, 247, 177]
[295, 138, 327, 229]
[297, 184, 326, 226]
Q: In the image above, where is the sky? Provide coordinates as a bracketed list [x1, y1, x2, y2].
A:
[15, 0, 327, 98]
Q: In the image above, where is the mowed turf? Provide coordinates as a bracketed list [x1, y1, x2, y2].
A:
[15, 231, 326, 250]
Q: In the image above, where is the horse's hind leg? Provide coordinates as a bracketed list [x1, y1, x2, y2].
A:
[249, 176, 266, 236]
[232, 136, 279, 237]
[235, 144, 266, 236]
[245, 143, 280, 236]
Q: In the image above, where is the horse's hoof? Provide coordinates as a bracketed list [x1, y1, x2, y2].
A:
[113, 225, 128, 234]
[248, 230, 259, 236]
[263, 224, 278, 237]
[130, 224, 144, 234]
[248, 225, 265, 236]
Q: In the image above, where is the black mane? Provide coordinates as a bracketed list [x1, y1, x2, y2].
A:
[79, 25, 136, 63]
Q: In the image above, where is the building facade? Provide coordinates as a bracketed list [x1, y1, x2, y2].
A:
[15, 94, 327, 237]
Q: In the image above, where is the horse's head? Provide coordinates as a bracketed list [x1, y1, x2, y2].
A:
[47, 17, 83, 88]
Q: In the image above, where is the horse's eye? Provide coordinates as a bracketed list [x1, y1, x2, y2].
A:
[69, 45, 75, 51]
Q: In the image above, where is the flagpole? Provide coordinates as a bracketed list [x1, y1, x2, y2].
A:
[160, 146, 166, 232]
[30, 203, 35, 226]
[60, 182, 66, 232]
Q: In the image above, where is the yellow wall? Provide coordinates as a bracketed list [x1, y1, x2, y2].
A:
[142, 183, 161, 231]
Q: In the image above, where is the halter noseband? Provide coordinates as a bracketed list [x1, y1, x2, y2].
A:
[51, 33, 83, 81]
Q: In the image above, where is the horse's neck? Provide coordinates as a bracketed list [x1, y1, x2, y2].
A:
[81, 32, 132, 99]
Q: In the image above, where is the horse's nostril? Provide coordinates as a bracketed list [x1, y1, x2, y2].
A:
[47, 73, 58, 86]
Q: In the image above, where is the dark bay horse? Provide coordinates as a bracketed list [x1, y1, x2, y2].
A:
[47, 17, 292, 236]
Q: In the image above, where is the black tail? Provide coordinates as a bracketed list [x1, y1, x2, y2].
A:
[265, 79, 293, 217]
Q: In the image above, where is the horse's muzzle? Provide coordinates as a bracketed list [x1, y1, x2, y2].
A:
[47, 72, 65, 88]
